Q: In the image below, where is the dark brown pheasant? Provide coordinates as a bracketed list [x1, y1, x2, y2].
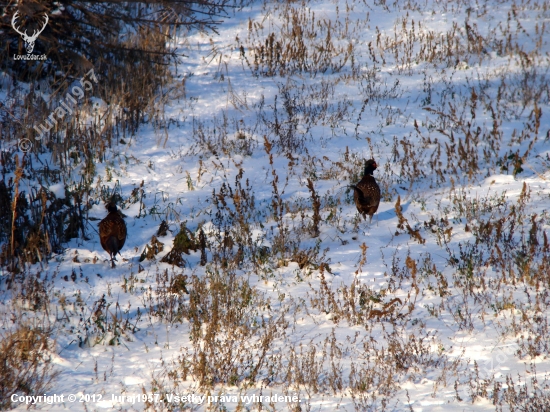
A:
[98, 202, 127, 267]
[350, 159, 381, 223]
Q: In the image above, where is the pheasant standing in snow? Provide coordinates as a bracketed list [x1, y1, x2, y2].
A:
[98, 202, 127, 267]
[350, 159, 381, 223]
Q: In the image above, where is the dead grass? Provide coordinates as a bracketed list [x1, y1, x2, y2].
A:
[0, 322, 59, 410]
[2, 0, 550, 410]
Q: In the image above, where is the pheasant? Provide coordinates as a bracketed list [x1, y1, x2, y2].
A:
[350, 159, 381, 223]
[98, 202, 127, 267]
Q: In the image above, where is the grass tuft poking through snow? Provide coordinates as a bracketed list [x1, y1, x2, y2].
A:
[2, 0, 550, 410]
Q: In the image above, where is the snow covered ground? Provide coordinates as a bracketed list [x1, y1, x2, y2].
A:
[3, 0, 550, 410]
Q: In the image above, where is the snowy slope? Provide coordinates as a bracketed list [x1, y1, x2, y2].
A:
[3, 0, 550, 410]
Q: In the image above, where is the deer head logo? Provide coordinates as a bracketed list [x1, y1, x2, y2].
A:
[11, 11, 49, 54]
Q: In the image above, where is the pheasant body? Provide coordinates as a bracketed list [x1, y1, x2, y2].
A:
[351, 159, 381, 223]
[98, 203, 127, 267]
